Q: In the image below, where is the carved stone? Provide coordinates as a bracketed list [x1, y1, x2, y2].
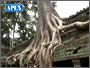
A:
[72, 58, 81, 67]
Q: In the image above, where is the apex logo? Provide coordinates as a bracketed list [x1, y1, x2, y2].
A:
[5, 4, 23, 12]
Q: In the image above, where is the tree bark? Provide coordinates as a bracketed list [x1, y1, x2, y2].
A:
[6, 1, 89, 67]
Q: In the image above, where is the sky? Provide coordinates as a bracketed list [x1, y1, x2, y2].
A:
[12, 1, 89, 38]
[55, 1, 89, 18]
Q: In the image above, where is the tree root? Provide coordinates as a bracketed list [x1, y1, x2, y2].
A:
[6, 53, 20, 67]
[5, 1, 89, 67]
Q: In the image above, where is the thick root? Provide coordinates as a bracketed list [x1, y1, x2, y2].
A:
[6, 53, 20, 67]
[5, 1, 89, 67]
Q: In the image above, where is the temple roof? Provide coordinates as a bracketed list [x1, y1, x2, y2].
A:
[53, 6, 89, 61]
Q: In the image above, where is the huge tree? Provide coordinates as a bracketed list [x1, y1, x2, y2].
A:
[6, 1, 89, 67]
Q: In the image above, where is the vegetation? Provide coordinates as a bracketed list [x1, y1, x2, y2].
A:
[1, 1, 57, 47]
[1, 1, 89, 67]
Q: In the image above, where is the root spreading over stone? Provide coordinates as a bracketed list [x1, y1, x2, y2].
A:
[5, 1, 89, 67]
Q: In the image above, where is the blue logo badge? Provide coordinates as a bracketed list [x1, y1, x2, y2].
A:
[5, 4, 23, 12]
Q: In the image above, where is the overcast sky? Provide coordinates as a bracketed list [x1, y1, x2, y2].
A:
[13, 1, 89, 38]
[55, 1, 89, 18]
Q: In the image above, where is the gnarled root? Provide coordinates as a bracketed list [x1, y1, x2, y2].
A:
[5, 1, 89, 67]
[6, 53, 20, 67]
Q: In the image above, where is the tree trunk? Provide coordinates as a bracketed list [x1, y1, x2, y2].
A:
[6, 1, 89, 67]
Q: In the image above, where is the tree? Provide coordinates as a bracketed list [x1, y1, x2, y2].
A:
[1, 1, 36, 47]
[6, 1, 89, 67]
[1, 1, 16, 47]
[15, 1, 57, 46]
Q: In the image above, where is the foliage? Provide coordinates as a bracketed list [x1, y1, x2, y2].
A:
[1, 1, 57, 47]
